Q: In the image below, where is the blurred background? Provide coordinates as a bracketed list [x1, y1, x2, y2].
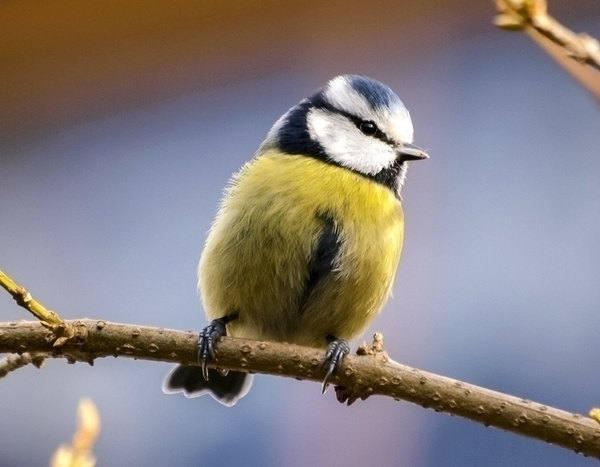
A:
[2, 0, 600, 465]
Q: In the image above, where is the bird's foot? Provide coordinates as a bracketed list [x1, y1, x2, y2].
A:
[322, 338, 350, 394]
[197, 318, 228, 381]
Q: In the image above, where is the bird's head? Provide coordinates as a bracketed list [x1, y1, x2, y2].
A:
[260, 74, 428, 198]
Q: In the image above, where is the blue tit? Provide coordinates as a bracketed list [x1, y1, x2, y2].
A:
[163, 75, 428, 406]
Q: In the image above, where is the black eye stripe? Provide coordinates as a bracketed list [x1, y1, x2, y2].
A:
[312, 98, 396, 146]
[346, 113, 395, 145]
[353, 119, 393, 144]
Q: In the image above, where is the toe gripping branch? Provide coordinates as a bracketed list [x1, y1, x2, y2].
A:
[197, 314, 237, 381]
[322, 338, 350, 394]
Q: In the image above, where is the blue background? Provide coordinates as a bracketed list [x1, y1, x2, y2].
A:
[1, 2, 600, 466]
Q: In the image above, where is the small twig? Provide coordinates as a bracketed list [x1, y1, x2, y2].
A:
[495, 0, 600, 69]
[495, 0, 600, 101]
[0, 270, 79, 346]
[0, 352, 46, 379]
[2, 319, 600, 459]
[0, 269, 63, 325]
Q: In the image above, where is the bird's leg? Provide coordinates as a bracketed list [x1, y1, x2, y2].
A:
[322, 335, 350, 394]
[197, 312, 239, 381]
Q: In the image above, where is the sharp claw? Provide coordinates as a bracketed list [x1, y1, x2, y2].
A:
[321, 362, 336, 394]
[201, 357, 209, 381]
[208, 338, 216, 360]
[196, 318, 229, 382]
[321, 338, 350, 394]
[198, 334, 209, 381]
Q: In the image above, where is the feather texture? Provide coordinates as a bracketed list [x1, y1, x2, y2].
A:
[198, 149, 404, 348]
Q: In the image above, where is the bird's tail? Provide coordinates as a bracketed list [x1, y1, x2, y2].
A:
[163, 365, 253, 407]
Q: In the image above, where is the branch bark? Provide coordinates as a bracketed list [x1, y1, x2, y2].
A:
[1, 319, 600, 459]
[495, 0, 600, 102]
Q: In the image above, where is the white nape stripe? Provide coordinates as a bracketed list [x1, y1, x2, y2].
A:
[307, 108, 397, 176]
[324, 76, 373, 120]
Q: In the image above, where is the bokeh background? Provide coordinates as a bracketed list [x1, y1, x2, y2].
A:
[2, 1, 600, 465]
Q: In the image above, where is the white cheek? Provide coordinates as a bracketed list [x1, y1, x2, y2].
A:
[307, 109, 396, 175]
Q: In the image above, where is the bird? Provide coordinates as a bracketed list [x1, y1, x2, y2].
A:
[163, 74, 428, 406]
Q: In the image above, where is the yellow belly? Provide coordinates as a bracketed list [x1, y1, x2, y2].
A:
[198, 150, 404, 348]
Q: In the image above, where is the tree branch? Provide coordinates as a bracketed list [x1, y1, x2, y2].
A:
[0, 270, 63, 325]
[495, 0, 600, 102]
[1, 319, 600, 458]
[0, 351, 46, 379]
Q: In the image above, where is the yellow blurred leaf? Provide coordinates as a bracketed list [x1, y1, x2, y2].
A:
[589, 407, 600, 424]
[50, 398, 100, 467]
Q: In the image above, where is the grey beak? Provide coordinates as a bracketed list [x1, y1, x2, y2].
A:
[396, 142, 429, 161]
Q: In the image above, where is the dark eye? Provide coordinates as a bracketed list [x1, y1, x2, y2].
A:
[358, 120, 378, 136]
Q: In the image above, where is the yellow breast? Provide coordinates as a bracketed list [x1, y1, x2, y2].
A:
[199, 150, 404, 347]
